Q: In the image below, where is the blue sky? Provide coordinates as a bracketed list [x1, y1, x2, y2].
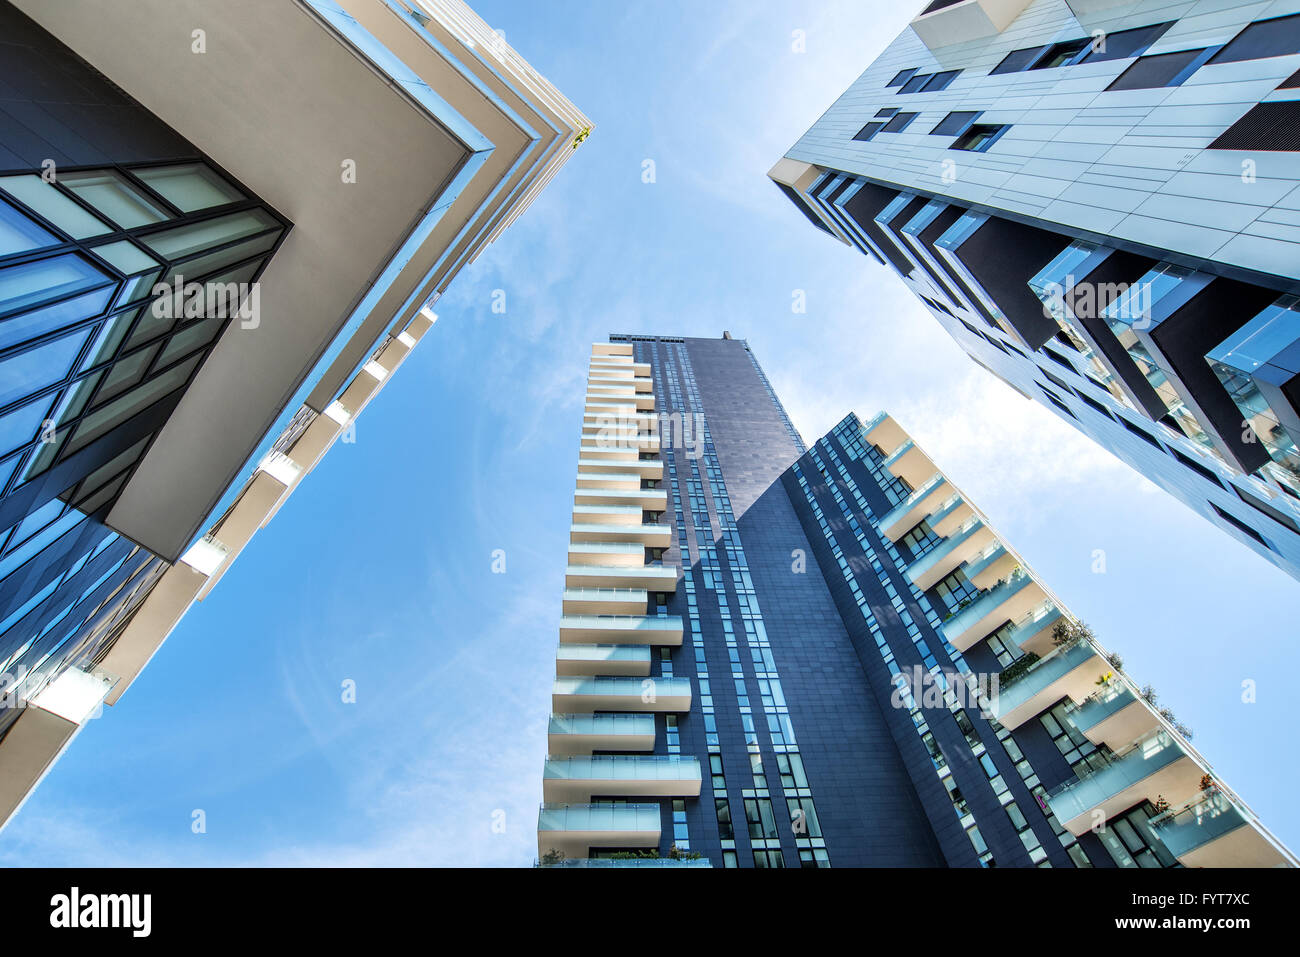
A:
[4, 0, 1299, 865]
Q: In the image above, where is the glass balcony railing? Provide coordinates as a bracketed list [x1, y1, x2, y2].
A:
[991, 637, 1097, 718]
[877, 473, 947, 531]
[544, 754, 701, 783]
[539, 858, 711, 868]
[1068, 682, 1137, 735]
[1153, 788, 1248, 860]
[556, 644, 652, 665]
[1047, 728, 1190, 825]
[941, 567, 1034, 639]
[1001, 600, 1061, 653]
[552, 676, 691, 698]
[907, 516, 985, 582]
[548, 713, 656, 738]
[537, 803, 662, 833]
[559, 615, 683, 633]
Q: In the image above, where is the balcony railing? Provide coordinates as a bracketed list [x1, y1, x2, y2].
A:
[539, 858, 711, 868]
[1047, 728, 1198, 835]
[537, 803, 662, 832]
[1153, 789, 1249, 860]
[544, 754, 701, 783]
[990, 637, 1104, 729]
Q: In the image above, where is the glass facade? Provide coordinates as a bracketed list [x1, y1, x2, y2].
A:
[0, 159, 287, 729]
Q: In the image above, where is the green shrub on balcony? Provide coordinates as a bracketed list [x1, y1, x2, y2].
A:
[996, 652, 1041, 690]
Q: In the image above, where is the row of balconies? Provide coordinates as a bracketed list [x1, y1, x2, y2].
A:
[863, 413, 1295, 868]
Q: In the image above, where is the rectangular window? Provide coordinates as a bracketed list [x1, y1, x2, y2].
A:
[922, 70, 961, 90]
[1208, 13, 1300, 64]
[886, 68, 918, 88]
[1031, 38, 1089, 69]
[1209, 102, 1300, 152]
[898, 73, 931, 94]
[990, 47, 1044, 75]
[931, 111, 981, 136]
[951, 124, 1009, 152]
[1076, 22, 1174, 63]
[1107, 49, 1205, 91]
[881, 111, 919, 133]
[852, 121, 887, 142]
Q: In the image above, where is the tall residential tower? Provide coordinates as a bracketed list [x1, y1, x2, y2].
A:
[538, 335, 1293, 867]
[0, 0, 589, 830]
[771, 0, 1300, 581]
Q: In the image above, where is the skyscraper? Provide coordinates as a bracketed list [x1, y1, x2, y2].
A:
[769, 0, 1300, 582]
[0, 0, 589, 829]
[538, 334, 1293, 867]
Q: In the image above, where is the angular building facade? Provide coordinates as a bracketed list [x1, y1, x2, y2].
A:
[770, 0, 1300, 582]
[539, 334, 1293, 867]
[0, 0, 589, 829]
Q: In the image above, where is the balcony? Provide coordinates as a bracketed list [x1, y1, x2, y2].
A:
[541, 858, 711, 868]
[547, 712, 656, 754]
[585, 392, 655, 412]
[878, 473, 949, 541]
[906, 517, 996, 590]
[989, 638, 1110, 729]
[577, 457, 662, 479]
[1069, 683, 1159, 751]
[551, 675, 692, 713]
[565, 564, 677, 591]
[574, 487, 667, 509]
[924, 492, 976, 538]
[542, 754, 702, 802]
[963, 542, 1018, 591]
[1001, 601, 1062, 657]
[1047, 729, 1203, 836]
[555, 644, 652, 677]
[862, 412, 908, 457]
[558, 615, 684, 645]
[572, 504, 642, 525]
[567, 542, 646, 567]
[578, 444, 642, 462]
[575, 472, 641, 491]
[561, 588, 648, 616]
[1154, 789, 1295, 867]
[911, 0, 1035, 52]
[881, 439, 936, 490]
[537, 803, 661, 859]
[570, 523, 671, 547]
[941, 569, 1048, 652]
[592, 343, 633, 357]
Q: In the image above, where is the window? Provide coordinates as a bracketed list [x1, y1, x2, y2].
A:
[886, 68, 918, 87]
[1120, 417, 1165, 451]
[1171, 448, 1223, 487]
[898, 73, 931, 94]
[59, 170, 171, 229]
[931, 111, 981, 135]
[1211, 503, 1273, 549]
[1107, 49, 1206, 91]
[881, 111, 919, 132]
[752, 850, 786, 868]
[875, 107, 900, 118]
[852, 121, 887, 142]
[1076, 22, 1174, 63]
[951, 124, 1009, 152]
[0, 176, 112, 239]
[715, 798, 733, 840]
[922, 70, 961, 90]
[1210, 102, 1300, 152]
[990, 47, 1044, 75]
[901, 519, 941, 559]
[1032, 38, 1089, 69]
[132, 164, 244, 212]
[1073, 388, 1114, 421]
[0, 199, 56, 257]
[787, 797, 823, 838]
[744, 798, 779, 839]
[1208, 13, 1300, 64]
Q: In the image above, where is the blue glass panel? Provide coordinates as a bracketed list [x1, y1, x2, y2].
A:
[0, 326, 92, 407]
[0, 286, 115, 352]
[0, 508, 85, 582]
[0, 254, 113, 319]
[5, 496, 64, 548]
[0, 198, 56, 257]
[0, 394, 54, 457]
